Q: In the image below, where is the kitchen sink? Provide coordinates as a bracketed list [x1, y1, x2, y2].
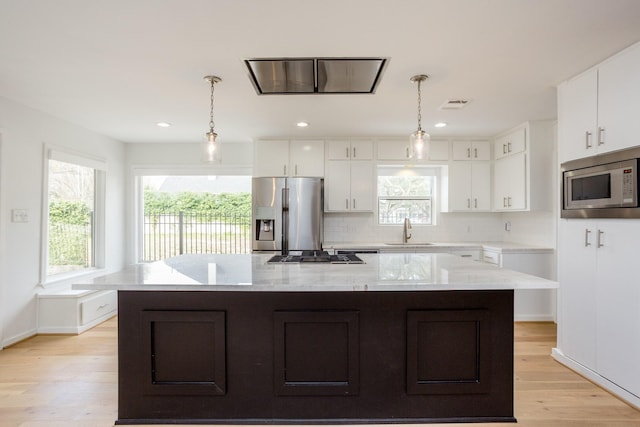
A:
[383, 242, 434, 246]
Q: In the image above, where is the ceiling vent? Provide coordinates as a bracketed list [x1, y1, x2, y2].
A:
[438, 99, 470, 110]
[244, 57, 388, 95]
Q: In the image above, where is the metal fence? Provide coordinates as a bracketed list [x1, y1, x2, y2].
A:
[143, 211, 251, 262]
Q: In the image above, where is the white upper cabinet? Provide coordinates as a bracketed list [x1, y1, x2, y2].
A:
[558, 43, 640, 162]
[452, 140, 490, 161]
[493, 121, 554, 212]
[494, 129, 526, 160]
[324, 160, 374, 212]
[376, 139, 449, 161]
[376, 140, 410, 161]
[327, 140, 373, 160]
[449, 162, 491, 211]
[253, 140, 324, 177]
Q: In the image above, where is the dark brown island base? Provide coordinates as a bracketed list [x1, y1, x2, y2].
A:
[74, 253, 558, 424]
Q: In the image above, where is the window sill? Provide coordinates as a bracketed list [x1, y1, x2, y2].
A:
[40, 268, 109, 289]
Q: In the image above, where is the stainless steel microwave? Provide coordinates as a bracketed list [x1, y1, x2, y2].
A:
[562, 147, 640, 218]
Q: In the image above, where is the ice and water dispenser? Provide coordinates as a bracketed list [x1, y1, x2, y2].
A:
[255, 206, 275, 242]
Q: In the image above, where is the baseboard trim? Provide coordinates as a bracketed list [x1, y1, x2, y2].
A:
[2, 328, 37, 349]
[552, 347, 640, 410]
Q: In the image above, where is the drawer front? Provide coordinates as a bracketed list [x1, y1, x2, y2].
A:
[81, 291, 117, 325]
[482, 250, 501, 265]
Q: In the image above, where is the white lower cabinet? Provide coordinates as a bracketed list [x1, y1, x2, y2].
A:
[558, 219, 640, 399]
[325, 161, 374, 212]
[482, 248, 555, 321]
[38, 289, 117, 334]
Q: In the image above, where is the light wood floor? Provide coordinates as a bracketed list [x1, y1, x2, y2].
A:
[1, 318, 639, 426]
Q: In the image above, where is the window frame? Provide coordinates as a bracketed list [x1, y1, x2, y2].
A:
[40, 145, 107, 286]
[376, 165, 440, 226]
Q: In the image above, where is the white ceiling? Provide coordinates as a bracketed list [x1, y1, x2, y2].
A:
[2, 0, 640, 144]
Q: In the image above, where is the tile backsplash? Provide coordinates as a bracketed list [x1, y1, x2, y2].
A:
[324, 211, 505, 244]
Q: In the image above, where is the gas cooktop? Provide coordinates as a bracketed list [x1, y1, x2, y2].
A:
[267, 250, 364, 264]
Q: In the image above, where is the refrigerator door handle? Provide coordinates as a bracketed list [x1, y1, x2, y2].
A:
[281, 187, 289, 254]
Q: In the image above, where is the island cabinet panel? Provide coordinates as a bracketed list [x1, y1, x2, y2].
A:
[116, 290, 515, 425]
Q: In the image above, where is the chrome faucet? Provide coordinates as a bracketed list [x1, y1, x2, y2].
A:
[402, 217, 412, 243]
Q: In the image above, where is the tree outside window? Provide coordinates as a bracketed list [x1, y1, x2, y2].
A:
[377, 167, 435, 225]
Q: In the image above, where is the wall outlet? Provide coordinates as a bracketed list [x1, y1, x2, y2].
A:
[12, 209, 29, 223]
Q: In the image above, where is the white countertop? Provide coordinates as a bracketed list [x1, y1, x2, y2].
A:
[325, 241, 554, 253]
[73, 253, 558, 292]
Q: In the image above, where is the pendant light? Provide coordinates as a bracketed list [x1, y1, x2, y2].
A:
[202, 75, 222, 163]
[409, 74, 430, 160]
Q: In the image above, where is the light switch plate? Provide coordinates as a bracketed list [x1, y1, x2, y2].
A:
[12, 209, 29, 223]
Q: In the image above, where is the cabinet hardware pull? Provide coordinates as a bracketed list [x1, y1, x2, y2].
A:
[598, 127, 605, 145]
[284, 165, 287, 175]
[474, 148, 478, 158]
[346, 199, 349, 209]
[507, 196, 512, 207]
[597, 230, 604, 248]
[353, 199, 356, 209]
[346, 147, 349, 158]
[295, 165, 298, 176]
[503, 144, 507, 154]
[474, 198, 478, 208]
[353, 147, 356, 158]
[585, 130, 592, 148]
[507, 142, 512, 153]
[503, 197, 507, 208]
[584, 229, 591, 246]
[406, 147, 409, 158]
[467, 148, 471, 158]
[467, 198, 471, 208]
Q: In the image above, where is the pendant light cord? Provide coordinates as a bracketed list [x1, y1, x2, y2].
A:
[416, 79, 422, 132]
[209, 79, 216, 133]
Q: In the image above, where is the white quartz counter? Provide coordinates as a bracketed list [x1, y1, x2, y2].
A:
[325, 241, 554, 254]
[73, 253, 558, 292]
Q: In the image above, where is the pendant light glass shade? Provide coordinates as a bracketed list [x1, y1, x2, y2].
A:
[202, 75, 222, 163]
[409, 74, 429, 160]
[409, 129, 430, 160]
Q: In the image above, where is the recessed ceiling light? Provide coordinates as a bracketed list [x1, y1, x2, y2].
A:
[434, 122, 447, 128]
[156, 122, 172, 127]
[297, 122, 309, 127]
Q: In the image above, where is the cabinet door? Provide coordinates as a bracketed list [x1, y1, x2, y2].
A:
[327, 140, 351, 160]
[350, 162, 374, 211]
[472, 140, 491, 161]
[598, 43, 640, 155]
[452, 141, 472, 160]
[494, 128, 526, 159]
[449, 162, 472, 211]
[494, 153, 526, 210]
[290, 140, 324, 177]
[324, 161, 351, 211]
[253, 140, 290, 176]
[557, 219, 598, 370]
[377, 140, 410, 160]
[351, 140, 374, 160]
[557, 70, 598, 162]
[471, 162, 491, 210]
[595, 220, 640, 395]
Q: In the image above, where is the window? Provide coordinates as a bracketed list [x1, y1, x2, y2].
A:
[43, 149, 106, 281]
[140, 175, 252, 262]
[377, 166, 437, 225]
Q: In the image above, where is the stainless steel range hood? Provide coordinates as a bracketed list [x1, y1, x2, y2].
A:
[244, 57, 388, 95]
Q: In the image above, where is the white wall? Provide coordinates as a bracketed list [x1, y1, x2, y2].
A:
[0, 96, 126, 347]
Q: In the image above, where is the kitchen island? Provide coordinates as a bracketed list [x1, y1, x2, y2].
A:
[75, 253, 558, 425]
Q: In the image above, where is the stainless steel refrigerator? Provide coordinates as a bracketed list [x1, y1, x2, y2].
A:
[252, 177, 323, 253]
